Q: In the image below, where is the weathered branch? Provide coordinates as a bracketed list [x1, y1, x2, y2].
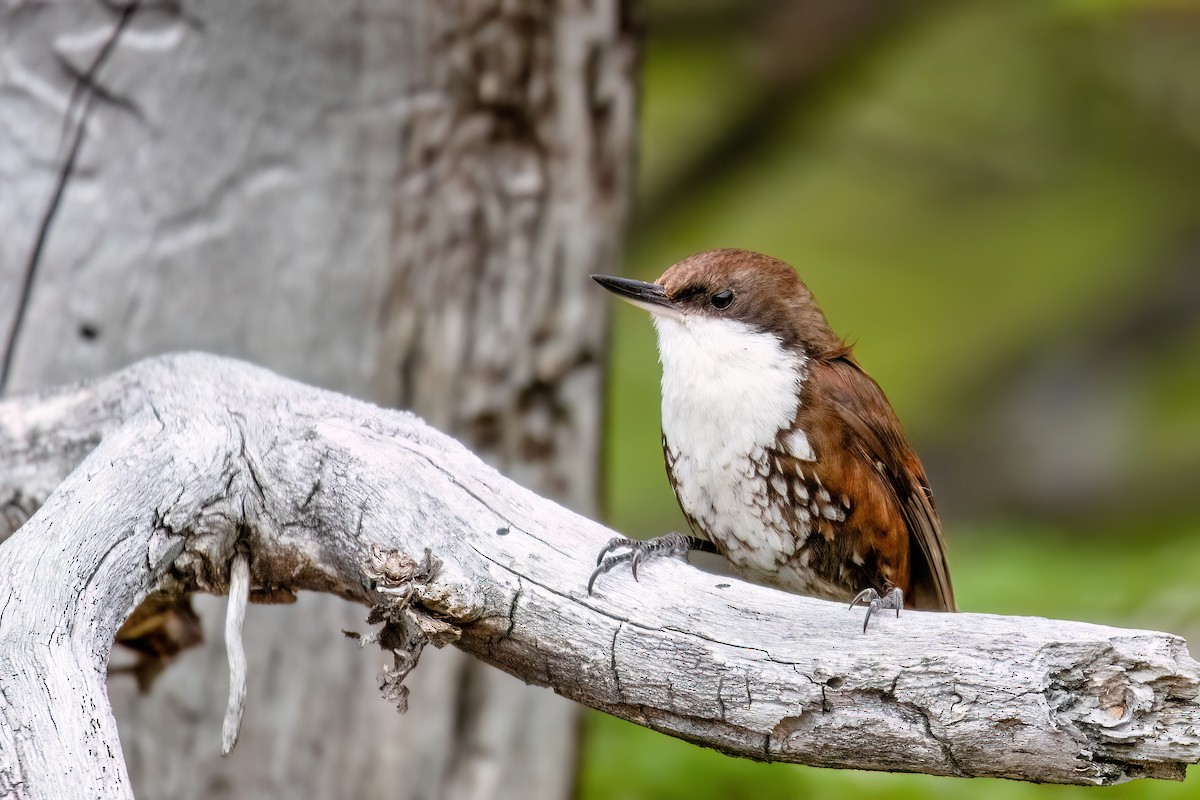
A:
[0, 354, 1197, 798]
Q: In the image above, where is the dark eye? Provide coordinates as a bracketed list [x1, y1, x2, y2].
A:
[711, 290, 734, 309]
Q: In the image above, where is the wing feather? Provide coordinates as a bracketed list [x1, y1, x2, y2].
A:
[822, 357, 956, 610]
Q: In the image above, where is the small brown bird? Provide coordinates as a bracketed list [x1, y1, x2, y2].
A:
[589, 249, 955, 629]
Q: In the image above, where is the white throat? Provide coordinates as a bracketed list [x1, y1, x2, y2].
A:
[652, 312, 811, 574]
[654, 314, 806, 454]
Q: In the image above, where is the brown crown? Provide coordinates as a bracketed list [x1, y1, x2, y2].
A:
[657, 249, 847, 357]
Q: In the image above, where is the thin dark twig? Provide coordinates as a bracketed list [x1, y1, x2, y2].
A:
[0, 2, 138, 395]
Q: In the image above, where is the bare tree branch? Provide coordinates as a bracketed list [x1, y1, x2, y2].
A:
[0, 353, 1198, 799]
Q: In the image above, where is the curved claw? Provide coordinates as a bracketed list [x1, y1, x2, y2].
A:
[848, 587, 904, 633]
[595, 536, 634, 565]
[587, 562, 605, 595]
[885, 587, 903, 619]
[630, 547, 647, 581]
[862, 600, 877, 634]
[587, 532, 698, 595]
[588, 550, 637, 594]
[848, 588, 878, 610]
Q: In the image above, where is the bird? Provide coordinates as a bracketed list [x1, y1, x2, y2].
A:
[588, 248, 955, 630]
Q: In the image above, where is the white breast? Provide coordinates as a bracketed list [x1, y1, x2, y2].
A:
[654, 314, 812, 574]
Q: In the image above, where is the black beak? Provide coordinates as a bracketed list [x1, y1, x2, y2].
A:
[590, 274, 676, 311]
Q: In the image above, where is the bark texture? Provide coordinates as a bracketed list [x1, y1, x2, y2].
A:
[2, 355, 1199, 800]
[0, 2, 635, 798]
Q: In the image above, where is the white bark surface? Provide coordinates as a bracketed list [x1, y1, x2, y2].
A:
[2, 354, 1199, 799]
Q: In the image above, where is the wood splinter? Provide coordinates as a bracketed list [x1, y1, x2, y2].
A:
[221, 552, 251, 755]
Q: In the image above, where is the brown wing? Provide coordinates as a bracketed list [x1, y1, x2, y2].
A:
[801, 356, 956, 611]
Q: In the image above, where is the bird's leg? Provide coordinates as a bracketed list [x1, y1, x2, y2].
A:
[587, 532, 717, 594]
[848, 587, 904, 633]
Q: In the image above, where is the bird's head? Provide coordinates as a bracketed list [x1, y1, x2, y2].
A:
[592, 249, 846, 363]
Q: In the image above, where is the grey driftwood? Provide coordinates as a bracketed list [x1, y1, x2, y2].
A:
[1, 353, 1198, 799]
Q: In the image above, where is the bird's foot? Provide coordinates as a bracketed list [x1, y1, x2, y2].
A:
[588, 532, 711, 594]
[848, 587, 904, 633]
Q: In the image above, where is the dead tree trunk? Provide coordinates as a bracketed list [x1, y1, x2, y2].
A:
[0, 2, 635, 798]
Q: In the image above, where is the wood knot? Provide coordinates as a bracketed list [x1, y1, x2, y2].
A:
[353, 546, 460, 714]
[364, 545, 440, 591]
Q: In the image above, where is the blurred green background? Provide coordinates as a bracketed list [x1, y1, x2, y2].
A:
[581, 0, 1200, 797]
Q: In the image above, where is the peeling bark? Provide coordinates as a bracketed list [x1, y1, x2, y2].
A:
[2, 355, 1198, 799]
